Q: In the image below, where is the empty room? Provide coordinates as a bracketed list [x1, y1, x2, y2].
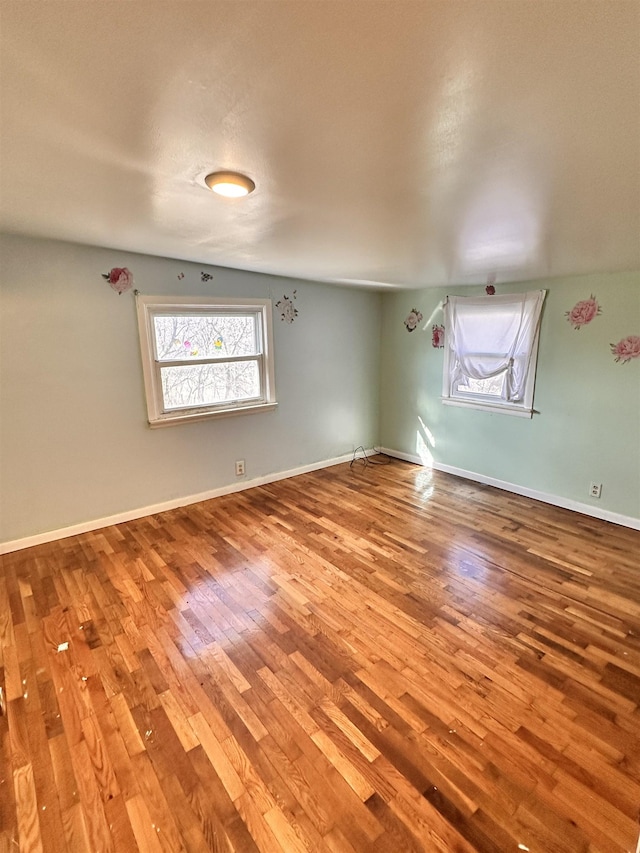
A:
[1, 2, 639, 852]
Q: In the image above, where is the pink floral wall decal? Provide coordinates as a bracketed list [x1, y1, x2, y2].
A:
[485, 284, 496, 295]
[404, 308, 423, 332]
[610, 335, 640, 364]
[101, 267, 133, 295]
[432, 324, 445, 348]
[566, 295, 601, 329]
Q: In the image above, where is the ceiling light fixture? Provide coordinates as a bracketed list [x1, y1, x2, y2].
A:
[204, 171, 255, 198]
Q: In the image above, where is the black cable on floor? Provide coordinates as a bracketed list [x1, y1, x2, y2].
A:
[350, 446, 392, 468]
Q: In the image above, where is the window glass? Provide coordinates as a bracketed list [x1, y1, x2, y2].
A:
[153, 314, 258, 361]
[137, 296, 276, 426]
[160, 362, 261, 410]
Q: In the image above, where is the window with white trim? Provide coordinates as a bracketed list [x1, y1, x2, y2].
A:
[442, 290, 546, 417]
[136, 295, 276, 426]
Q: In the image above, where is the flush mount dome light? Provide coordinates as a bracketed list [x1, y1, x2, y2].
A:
[204, 171, 255, 198]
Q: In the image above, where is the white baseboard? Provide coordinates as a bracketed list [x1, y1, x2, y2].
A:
[0, 450, 374, 555]
[379, 447, 640, 531]
[5, 447, 637, 553]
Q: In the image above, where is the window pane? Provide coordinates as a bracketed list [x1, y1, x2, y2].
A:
[154, 314, 258, 361]
[160, 361, 261, 410]
[456, 375, 504, 397]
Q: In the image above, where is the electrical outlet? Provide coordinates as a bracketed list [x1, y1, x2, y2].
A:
[589, 482, 602, 499]
[235, 460, 245, 477]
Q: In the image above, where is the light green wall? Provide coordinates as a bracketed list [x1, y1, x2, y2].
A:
[0, 235, 382, 544]
[380, 271, 640, 522]
[2, 234, 638, 544]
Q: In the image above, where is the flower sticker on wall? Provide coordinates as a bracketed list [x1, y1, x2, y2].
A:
[404, 308, 423, 332]
[276, 290, 298, 323]
[566, 295, 601, 329]
[610, 335, 640, 364]
[485, 284, 496, 296]
[432, 324, 445, 348]
[101, 267, 133, 295]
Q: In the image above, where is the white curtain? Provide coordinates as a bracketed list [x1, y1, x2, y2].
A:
[444, 291, 546, 402]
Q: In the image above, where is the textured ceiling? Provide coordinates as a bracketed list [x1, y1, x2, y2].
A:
[0, 1, 638, 289]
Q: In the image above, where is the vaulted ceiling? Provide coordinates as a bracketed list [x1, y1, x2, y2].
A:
[0, 1, 638, 289]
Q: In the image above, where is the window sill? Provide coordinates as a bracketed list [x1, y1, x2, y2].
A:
[148, 401, 278, 428]
[441, 397, 534, 418]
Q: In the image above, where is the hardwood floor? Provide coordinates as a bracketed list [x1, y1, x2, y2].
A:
[1, 458, 640, 853]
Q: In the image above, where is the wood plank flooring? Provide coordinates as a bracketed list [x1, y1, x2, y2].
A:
[1, 458, 640, 852]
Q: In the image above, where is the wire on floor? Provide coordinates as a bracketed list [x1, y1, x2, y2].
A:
[350, 446, 391, 468]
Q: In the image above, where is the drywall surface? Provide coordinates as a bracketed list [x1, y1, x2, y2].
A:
[0, 234, 381, 543]
[380, 272, 640, 522]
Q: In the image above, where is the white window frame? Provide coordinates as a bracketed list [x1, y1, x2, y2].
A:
[136, 295, 277, 427]
[441, 292, 545, 418]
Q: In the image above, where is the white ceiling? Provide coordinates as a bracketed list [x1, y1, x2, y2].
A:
[1, 1, 638, 290]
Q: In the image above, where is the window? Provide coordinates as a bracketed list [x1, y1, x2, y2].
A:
[136, 295, 276, 426]
[442, 290, 546, 417]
